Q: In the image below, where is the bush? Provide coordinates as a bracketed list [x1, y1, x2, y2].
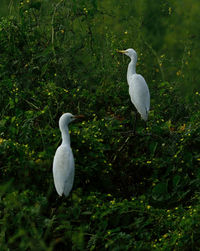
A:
[0, 0, 200, 250]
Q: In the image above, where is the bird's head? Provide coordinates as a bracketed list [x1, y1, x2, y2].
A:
[59, 113, 84, 130]
[118, 48, 137, 60]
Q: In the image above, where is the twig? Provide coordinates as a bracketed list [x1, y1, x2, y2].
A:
[144, 41, 165, 82]
[51, 0, 64, 55]
[112, 136, 130, 162]
[8, 0, 13, 15]
[24, 99, 40, 110]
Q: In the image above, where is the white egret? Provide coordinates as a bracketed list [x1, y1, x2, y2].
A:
[53, 113, 83, 197]
[118, 48, 150, 122]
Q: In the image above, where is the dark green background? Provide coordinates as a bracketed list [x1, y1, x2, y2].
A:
[0, 0, 200, 250]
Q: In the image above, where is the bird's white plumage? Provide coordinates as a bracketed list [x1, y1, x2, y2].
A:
[53, 113, 75, 197]
[53, 146, 74, 196]
[129, 74, 150, 121]
[119, 48, 150, 121]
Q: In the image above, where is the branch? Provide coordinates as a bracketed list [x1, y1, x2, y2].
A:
[51, 0, 64, 55]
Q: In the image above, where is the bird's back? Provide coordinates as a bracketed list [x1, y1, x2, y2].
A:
[128, 74, 150, 121]
[53, 145, 75, 196]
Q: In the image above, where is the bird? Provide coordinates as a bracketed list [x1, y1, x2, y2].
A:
[118, 48, 150, 125]
[53, 112, 83, 197]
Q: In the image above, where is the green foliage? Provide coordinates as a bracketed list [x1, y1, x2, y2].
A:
[0, 0, 200, 250]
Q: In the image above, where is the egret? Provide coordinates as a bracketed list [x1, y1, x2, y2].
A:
[118, 48, 150, 125]
[53, 113, 83, 197]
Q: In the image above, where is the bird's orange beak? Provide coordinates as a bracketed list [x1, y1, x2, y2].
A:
[117, 50, 126, 54]
[74, 115, 84, 119]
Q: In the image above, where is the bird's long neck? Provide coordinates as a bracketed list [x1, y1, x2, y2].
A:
[61, 126, 71, 146]
[127, 57, 136, 84]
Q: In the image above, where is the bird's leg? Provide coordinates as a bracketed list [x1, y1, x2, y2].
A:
[133, 111, 138, 135]
[69, 192, 73, 206]
[144, 121, 147, 132]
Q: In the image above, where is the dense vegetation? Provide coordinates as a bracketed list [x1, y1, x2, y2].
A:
[0, 0, 200, 250]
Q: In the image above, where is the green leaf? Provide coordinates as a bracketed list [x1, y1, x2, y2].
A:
[152, 182, 169, 201]
[173, 175, 181, 188]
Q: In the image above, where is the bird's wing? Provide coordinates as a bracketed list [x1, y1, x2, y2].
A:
[53, 145, 75, 196]
[129, 74, 150, 120]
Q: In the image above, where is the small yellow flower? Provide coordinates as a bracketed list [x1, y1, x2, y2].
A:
[147, 205, 151, 209]
[196, 91, 199, 95]
[176, 70, 181, 76]
[147, 160, 151, 164]
[60, 29, 64, 34]
[0, 138, 4, 144]
[180, 124, 186, 131]
[83, 7, 88, 14]
[124, 31, 128, 35]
